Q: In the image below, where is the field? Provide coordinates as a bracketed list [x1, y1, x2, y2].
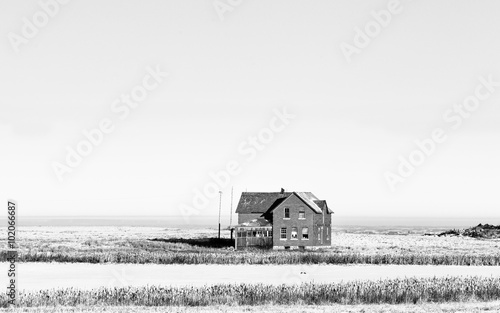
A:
[2, 277, 500, 307]
[2, 226, 500, 312]
[3, 302, 500, 313]
[1, 226, 500, 265]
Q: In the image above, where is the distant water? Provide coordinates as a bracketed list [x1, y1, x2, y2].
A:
[0, 216, 212, 228]
[0, 215, 498, 231]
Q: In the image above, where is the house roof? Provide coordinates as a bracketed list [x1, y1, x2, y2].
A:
[235, 192, 292, 213]
[313, 200, 333, 214]
[237, 191, 333, 215]
[294, 192, 323, 214]
[235, 218, 272, 228]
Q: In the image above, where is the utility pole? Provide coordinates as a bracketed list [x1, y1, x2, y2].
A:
[229, 187, 233, 227]
[218, 191, 222, 239]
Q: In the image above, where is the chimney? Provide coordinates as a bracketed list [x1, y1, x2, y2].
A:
[280, 188, 285, 194]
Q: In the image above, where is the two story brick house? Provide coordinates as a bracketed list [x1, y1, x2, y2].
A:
[234, 190, 333, 249]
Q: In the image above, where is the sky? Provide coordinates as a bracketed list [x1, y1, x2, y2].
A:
[1, 0, 499, 225]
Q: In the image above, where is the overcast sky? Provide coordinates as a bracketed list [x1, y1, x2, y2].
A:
[1, 0, 499, 223]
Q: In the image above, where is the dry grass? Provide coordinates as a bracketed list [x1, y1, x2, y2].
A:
[329, 232, 500, 256]
[3, 302, 500, 313]
[2, 277, 500, 307]
[1, 226, 499, 265]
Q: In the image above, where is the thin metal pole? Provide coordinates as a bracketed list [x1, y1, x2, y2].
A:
[218, 191, 222, 239]
[229, 187, 233, 227]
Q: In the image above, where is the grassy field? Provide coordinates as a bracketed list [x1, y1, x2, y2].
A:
[1, 226, 500, 311]
[2, 277, 500, 307]
[3, 302, 500, 313]
[0, 226, 499, 265]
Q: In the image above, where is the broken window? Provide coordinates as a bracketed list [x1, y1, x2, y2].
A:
[299, 209, 305, 219]
[291, 227, 298, 239]
[302, 227, 309, 240]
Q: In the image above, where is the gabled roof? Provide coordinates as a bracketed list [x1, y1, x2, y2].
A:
[294, 192, 323, 214]
[313, 200, 334, 214]
[236, 190, 333, 215]
[261, 191, 333, 215]
[235, 192, 292, 213]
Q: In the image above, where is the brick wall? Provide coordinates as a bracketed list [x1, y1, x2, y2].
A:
[272, 194, 317, 247]
[313, 209, 331, 246]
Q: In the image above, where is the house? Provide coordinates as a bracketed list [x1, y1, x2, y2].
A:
[234, 189, 333, 250]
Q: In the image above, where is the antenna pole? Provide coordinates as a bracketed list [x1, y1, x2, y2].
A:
[229, 187, 233, 227]
[218, 191, 222, 239]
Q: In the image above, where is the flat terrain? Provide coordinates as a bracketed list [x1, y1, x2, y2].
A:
[3, 302, 500, 313]
[3, 263, 500, 290]
[1, 226, 499, 265]
[1, 226, 500, 310]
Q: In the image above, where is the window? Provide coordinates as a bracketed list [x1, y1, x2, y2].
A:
[291, 227, 298, 240]
[247, 231, 252, 237]
[298, 209, 305, 219]
[326, 227, 329, 240]
[284, 208, 290, 219]
[280, 227, 287, 239]
[302, 227, 309, 240]
[238, 231, 246, 238]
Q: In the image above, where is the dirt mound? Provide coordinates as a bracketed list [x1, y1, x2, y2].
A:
[437, 224, 500, 239]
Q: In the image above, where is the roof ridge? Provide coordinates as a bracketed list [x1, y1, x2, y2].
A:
[293, 192, 323, 214]
[241, 191, 293, 193]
